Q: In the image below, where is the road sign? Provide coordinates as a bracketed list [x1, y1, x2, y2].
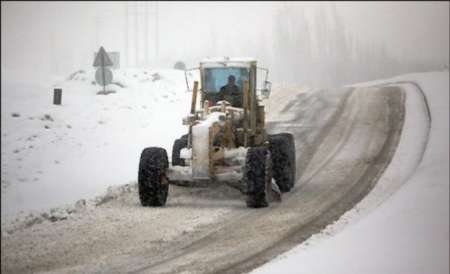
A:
[94, 51, 120, 69]
[93, 46, 114, 94]
[95, 67, 113, 86]
[93, 46, 113, 67]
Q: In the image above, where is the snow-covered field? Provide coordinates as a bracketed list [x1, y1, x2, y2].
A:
[1, 68, 197, 221]
[251, 71, 449, 274]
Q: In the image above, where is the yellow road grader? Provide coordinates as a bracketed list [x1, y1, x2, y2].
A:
[138, 57, 295, 208]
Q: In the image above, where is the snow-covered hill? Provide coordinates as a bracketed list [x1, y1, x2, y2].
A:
[1, 68, 197, 220]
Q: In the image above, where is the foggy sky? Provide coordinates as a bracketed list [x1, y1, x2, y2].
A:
[1, 1, 449, 84]
[337, 1, 449, 64]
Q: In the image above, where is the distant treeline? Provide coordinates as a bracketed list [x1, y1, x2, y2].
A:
[270, 3, 447, 87]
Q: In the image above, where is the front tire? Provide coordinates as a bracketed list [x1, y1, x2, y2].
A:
[245, 147, 272, 208]
[138, 147, 169, 206]
[269, 133, 296, 192]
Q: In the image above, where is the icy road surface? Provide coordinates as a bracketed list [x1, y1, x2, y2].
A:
[1, 83, 407, 273]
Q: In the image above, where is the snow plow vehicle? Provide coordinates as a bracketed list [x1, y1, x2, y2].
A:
[138, 57, 295, 208]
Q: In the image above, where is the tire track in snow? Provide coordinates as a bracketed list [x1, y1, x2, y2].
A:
[372, 81, 431, 167]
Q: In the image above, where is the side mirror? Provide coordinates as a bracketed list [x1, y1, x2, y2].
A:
[257, 67, 271, 99]
[184, 67, 200, 92]
[261, 81, 272, 99]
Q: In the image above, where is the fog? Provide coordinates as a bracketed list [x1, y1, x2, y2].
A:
[2, 1, 449, 87]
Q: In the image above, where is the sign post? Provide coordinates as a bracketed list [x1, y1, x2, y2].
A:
[93, 46, 114, 94]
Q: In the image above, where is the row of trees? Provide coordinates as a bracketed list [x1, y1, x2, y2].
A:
[271, 3, 445, 87]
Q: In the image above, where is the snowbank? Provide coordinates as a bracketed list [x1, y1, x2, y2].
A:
[251, 71, 449, 274]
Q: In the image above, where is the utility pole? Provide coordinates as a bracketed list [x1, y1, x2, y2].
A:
[125, 3, 129, 67]
[144, 2, 149, 67]
[94, 16, 101, 48]
[134, 2, 138, 67]
[154, 2, 159, 66]
[124, 1, 159, 68]
[50, 30, 57, 75]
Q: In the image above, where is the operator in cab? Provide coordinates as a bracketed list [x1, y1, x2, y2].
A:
[219, 75, 242, 107]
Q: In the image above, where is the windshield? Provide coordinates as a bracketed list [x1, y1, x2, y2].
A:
[203, 67, 249, 93]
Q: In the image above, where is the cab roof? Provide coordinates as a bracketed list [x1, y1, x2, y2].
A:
[200, 57, 257, 68]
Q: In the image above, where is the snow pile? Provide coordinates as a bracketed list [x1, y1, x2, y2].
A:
[1, 183, 137, 237]
[1, 68, 196, 221]
[252, 71, 449, 274]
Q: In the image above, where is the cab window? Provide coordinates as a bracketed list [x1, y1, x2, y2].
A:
[203, 67, 249, 93]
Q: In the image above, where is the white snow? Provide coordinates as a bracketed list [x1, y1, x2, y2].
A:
[2, 66, 448, 273]
[180, 148, 192, 159]
[1, 67, 198, 221]
[191, 112, 224, 179]
[251, 71, 449, 274]
[223, 147, 248, 162]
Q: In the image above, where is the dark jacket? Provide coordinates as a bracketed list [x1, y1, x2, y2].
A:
[219, 84, 242, 107]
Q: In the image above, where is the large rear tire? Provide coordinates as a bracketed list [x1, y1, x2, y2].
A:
[138, 147, 169, 206]
[245, 147, 272, 208]
[269, 133, 296, 192]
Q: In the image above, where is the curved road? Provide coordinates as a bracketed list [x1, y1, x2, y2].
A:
[1, 86, 406, 274]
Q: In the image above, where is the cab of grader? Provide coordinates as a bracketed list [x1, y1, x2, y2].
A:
[138, 57, 295, 208]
